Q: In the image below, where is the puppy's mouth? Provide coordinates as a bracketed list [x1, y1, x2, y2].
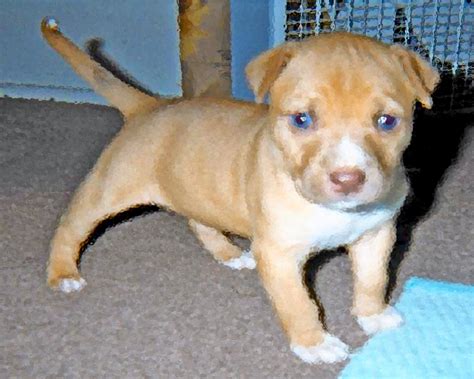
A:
[296, 163, 409, 212]
[293, 136, 400, 210]
[296, 165, 388, 210]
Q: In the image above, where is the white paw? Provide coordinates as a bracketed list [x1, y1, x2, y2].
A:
[222, 250, 256, 270]
[357, 306, 403, 335]
[291, 334, 350, 364]
[58, 278, 87, 293]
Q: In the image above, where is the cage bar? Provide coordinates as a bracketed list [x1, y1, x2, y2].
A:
[283, 0, 473, 110]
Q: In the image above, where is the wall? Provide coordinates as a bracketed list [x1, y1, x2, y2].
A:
[0, 0, 181, 103]
[0, 0, 287, 104]
[230, 0, 286, 101]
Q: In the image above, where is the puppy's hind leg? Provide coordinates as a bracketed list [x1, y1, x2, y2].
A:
[189, 220, 256, 270]
[47, 149, 161, 292]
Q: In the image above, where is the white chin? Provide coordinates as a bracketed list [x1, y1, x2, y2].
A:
[326, 198, 366, 210]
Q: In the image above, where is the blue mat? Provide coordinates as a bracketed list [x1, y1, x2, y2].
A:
[340, 277, 474, 379]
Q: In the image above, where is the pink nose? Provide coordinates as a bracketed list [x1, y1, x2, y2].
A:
[329, 168, 366, 194]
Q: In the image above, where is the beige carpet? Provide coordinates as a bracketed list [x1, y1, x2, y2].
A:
[1, 98, 472, 378]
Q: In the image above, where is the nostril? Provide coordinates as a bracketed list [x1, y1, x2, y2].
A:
[329, 168, 366, 194]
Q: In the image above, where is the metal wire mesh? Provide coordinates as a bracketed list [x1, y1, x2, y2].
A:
[285, 0, 473, 111]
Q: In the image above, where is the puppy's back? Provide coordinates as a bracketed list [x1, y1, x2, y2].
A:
[148, 98, 267, 236]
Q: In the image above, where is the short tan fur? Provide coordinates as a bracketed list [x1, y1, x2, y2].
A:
[42, 18, 438, 364]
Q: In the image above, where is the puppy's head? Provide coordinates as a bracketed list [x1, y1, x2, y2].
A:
[246, 33, 439, 210]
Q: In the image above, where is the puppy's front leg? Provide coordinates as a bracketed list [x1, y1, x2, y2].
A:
[254, 242, 349, 364]
[189, 220, 256, 270]
[348, 221, 403, 335]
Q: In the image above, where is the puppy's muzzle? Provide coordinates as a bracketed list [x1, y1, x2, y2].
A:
[329, 167, 366, 195]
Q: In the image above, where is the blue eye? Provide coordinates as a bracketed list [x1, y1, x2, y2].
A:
[290, 112, 313, 129]
[377, 114, 399, 131]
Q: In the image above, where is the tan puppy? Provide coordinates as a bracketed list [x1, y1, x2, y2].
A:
[42, 18, 439, 364]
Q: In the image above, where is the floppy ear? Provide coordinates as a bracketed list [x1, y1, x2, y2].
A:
[245, 43, 296, 103]
[391, 45, 440, 109]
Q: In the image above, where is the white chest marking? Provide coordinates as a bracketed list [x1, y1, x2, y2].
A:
[272, 202, 396, 250]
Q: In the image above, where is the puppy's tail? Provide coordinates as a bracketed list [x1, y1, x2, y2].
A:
[41, 17, 162, 118]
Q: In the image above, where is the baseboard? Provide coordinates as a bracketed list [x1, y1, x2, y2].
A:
[0, 82, 106, 105]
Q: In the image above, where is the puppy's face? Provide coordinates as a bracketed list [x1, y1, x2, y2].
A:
[247, 33, 439, 209]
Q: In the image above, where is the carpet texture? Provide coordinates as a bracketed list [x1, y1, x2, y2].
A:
[0, 98, 473, 378]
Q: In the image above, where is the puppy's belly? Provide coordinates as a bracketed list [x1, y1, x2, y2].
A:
[276, 204, 396, 250]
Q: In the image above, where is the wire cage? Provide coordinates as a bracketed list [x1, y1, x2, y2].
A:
[285, 0, 473, 111]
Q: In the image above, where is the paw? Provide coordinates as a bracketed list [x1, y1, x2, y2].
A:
[57, 277, 87, 293]
[357, 306, 403, 335]
[291, 334, 350, 364]
[222, 250, 256, 270]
